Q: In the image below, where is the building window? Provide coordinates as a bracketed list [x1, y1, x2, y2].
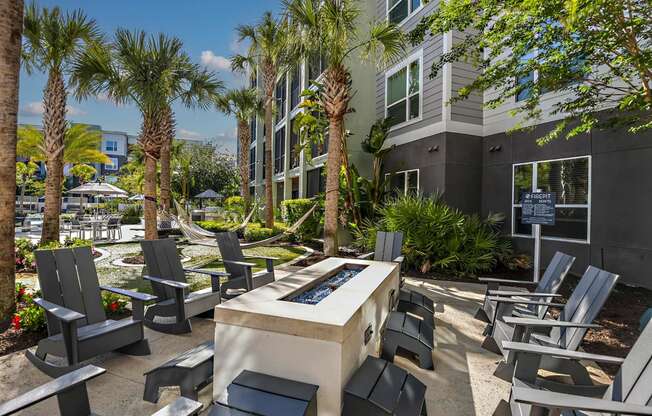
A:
[516, 71, 534, 102]
[308, 53, 328, 83]
[385, 51, 422, 128]
[262, 142, 267, 179]
[105, 140, 118, 152]
[275, 75, 287, 124]
[290, 66, 301, 110]
[249, 147, 256, 181]
[512, 156, 591, 242]
[290, 118, 299, 169]
[274, 127, 285, 174]
[385, 169, 419, 196]
[250, 116, 257, 143]
[105, 157, 119, 171]
[307, 167, 326, 197]
[310, 110, 329, 158]
[387, 0, 421, 25]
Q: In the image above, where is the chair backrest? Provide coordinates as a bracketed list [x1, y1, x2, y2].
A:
[216, 232, 247, 279]
[549, 266, 619, 350]
[532, 252, 575, 318]
[140, 239, 187, 301]
[34, 247, 106, 334]
[373, 231, 404, 262]
[603, 320, 652, 406]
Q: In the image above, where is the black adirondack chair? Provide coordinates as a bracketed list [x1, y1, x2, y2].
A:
[503, 320, 652, 416]
[0, 365, 203, 416]
[484, 266, 619, 384]
[141, 239, 228, 334]
[27, 247, 156, 377]
[215, 232, 276, 297]
[359, 231, 435, 327]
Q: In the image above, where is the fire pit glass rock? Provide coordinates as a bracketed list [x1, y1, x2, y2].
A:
[286, 267, 364, 305]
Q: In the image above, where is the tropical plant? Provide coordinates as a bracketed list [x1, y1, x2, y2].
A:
[22, 3, 102, 243]
[284, 0, 405, 255]
[16, 160, 39, 215]
[354, 194, 513, 277]
[357, 118, 394, 217]
[281, 198, 323, 241]
[73, 29, 222, 240]
[69, 163, 96, 211]
[410, 0, 652, 143]
[0, 0, 24, 323]
[216, 88, 263, 210]
[18, 124, 110, 165]
[232, 12, 295, 228]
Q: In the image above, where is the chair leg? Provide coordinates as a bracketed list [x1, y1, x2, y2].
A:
[143, 375, 163, 403]
[117, 338, 151, 356]
[179, 379, 199, 401]
[57, 382, 92, 416]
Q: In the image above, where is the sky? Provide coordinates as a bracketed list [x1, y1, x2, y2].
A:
[18, 0, 283, 154]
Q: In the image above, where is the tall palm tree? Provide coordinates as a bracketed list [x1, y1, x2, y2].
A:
[22, 3, 102, 243]
[216, 87, 262, 210]
[158, 105, 174, 214]
[0, 0, 24, 323]
[284, 0, 404, 255]
[232, 12, 294, 228]
[73, 30, 221, 240]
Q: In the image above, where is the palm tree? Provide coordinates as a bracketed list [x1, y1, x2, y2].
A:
[232, 12, 294, 228]
[73, 30, 222, 240]
[22, 3, 102, 243]
[0, 0, 24, 323]
[284, 0, 404, 255]
[216, 87, 262, 210]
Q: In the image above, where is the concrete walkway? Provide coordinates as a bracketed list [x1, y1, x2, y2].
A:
[0, 277, 519, 415]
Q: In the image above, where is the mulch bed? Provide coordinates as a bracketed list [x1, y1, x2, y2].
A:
[122, 254, 145, 265]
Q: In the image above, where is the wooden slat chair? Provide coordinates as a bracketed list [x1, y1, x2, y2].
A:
[0, 365, 203, 416]
[215, 232, 277, 297]
[484, 266, 619, 384]
[503, 320, 652, 416]
[141, 239, 228, 334]
[358, 231, 435, 327]
[477, 252, 576, 335]
[27, 247, 156, 377]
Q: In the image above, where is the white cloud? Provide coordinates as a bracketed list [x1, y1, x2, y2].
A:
[178, 128, 202, 139]
[229, 37, 248, 55]
[20, 101, 86, 117]
[200, 50, 231, 72]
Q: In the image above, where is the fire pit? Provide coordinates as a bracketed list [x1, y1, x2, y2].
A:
[212, 257, 399, 415]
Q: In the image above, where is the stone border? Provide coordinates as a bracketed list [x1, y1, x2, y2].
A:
[111, 256, 191, 268]
[277, 245, 314, 268]
[93, 247, 109, 263]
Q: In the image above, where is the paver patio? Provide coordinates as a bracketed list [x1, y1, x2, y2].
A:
[0, 274, 609, 415]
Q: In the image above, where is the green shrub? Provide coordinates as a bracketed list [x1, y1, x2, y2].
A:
[243, 222, 289, 242]
[12, 284, 45, 332]
[121, 204, 142, 225]
[196, 220, 237, 233]
[281, 199, 322, 242]
[102, 292, 128, 317]
[15, 238, 37, 271]
[355, 194, 513, 277]
[224, 196, 244, 212]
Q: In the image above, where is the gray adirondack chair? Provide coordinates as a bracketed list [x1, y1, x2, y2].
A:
[215, 232, 276, 297]
[0, 365, 203, 416]
[484, 266, 619, 384]
[26, 247, 156, 377]
[503, 320, 652, 416]
[477, 252, 575, 334]
[141, 239, 228, 334]
[359, 231, 436, 327]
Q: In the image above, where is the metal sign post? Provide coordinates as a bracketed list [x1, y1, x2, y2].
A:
[521, 191, 556, 283]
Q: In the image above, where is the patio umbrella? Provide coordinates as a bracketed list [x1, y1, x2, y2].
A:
[194, 189, 222, 209]
[129, 194, 144, 201]
[67, 182, 128, 218]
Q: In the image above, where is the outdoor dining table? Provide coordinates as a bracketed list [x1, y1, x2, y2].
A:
[80, 219, 108, 241]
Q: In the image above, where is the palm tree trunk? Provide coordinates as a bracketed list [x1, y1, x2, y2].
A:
[237, 119, 251, 211]
[0, 0, 23, 323]
[41, 69, 67, 243]
[159, 107, 174, 214]
[264, 91, 274, 228]
[144, 155, 158, 240]
[19, 181, 26, 215]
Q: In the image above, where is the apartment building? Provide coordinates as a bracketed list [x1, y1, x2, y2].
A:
[376, 0, 652, 288]
[98, 130, 130, 182]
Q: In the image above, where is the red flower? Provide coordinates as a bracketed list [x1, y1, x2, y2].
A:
[11, 315, 21, 331]
[109, 301, 119, 312]
[16, 287, 25, 300]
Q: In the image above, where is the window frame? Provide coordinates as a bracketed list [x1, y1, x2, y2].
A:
[386, 0, 423, 26]
[104, 140, 118, 152]
[105, 157, 119, 171]
[385, 168, 420, 196]
[384, 49, 423, 130]
[511, 155, 592, 244]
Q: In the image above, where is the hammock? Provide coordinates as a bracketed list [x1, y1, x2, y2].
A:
[176, 203, 319, 249]
[172, 200, 256, 234]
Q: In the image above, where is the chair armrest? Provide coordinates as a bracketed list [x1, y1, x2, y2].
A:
[0, 365, 106, 416]
[488, 290, 563, 298]
[502, 342, 626, 365]
[143, 275, 189, 290]
[222, 259, 256, 268]
[357, 252, 375, 260]
[99, 286, 157, 302]
[502, 316, 602, 329]
[33, 298, 85, 323]
[393, 255, 405, 264]
[150, 397, 203, 416]
[487, 296, 565, 308]
[512, 387, 652, 415]
[184, 268, 230, 277]
[244, 255, 279, 261]
[479, 277, 538, 286]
